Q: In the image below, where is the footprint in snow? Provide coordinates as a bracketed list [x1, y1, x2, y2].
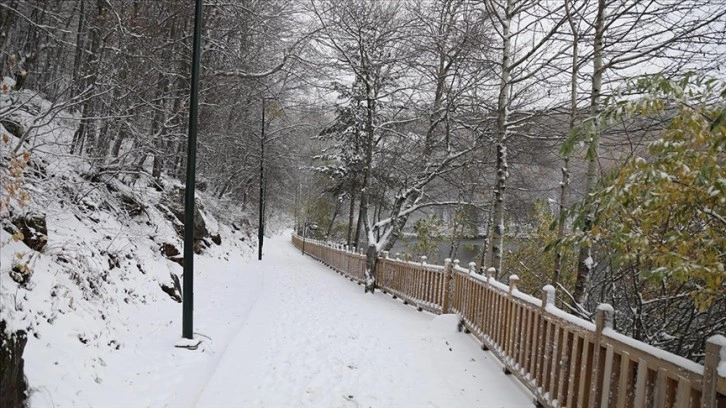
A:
[342, 394, 359, 407]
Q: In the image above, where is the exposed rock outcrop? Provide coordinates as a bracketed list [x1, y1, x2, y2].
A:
[0, 320, 28, 408]
[160, 186, 209, 241]
[11, 212, 47, 252]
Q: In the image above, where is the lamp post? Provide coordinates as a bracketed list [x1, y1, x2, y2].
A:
[301, 222, 318, 255]
[258, 97, 266, 261]
[181, 0, 203, 342]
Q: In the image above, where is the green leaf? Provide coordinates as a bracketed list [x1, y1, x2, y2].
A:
[710, 110, 725, 132]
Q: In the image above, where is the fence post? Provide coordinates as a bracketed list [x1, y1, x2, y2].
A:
[502, 274, 521, 375]
[468, 262, 476, 274]
[508, 275, 520, 295]
[442, 258, 453, 314]
[702, 335, 726, 408]
[487, 267, 495, 282]
[540, 285, 554, 310]
[588, 304, 614, 408]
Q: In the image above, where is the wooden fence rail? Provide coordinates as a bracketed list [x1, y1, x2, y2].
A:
[291, 234, 726, 408]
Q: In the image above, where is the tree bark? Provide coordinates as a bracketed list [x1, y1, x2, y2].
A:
[0, 0, 19, 57]
[361, 51, 377, 292]
[573, 0, 605, 308]
[71, 0, 104, 156]
[110, 120, 126, 158]
[489, 0, 512, 277]
[346, 179, 357, 246]
[479, 201, 493, 272]
[70, 0, 86, 103]
[553, 0, 578, 287]
[326, 197, 341, 238]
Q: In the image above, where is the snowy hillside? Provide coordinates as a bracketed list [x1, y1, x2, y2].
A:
[1, 85, 259, 406]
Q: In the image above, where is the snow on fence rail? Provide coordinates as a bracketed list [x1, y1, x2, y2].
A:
[291, 234, 726, 408]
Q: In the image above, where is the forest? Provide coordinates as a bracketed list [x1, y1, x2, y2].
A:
[1, 0, 725, 366]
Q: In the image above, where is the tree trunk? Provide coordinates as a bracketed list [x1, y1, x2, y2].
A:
[110, 120, 127, 158]
[374, 187, 386, 241]
[354, 193, 364, 250]
[346, 179, 357, 246]
[554, 0, 578, 287]
[71, 0, 104, 156]
[70, 0, 86, 103]
[17, 2, 49, 89]
[42, 2, 76, 97]
[573, 0, 605, 308]
[365, 243, 377, 292]
[553, 162, 570, 285]
[0, 0, 19, 57]
[174, 140, 185, 179]
[326, 198, 342, 239]
[448, 213, 462, 260]
[95, 118, 112, 160]
[380, 202, 415, 253]
[71, 116, 86, 155]
[361, 59, 376, 293]
[151, 77, 168, 181]
[489, 0, 512, 277]
[479, 202, 493, 273]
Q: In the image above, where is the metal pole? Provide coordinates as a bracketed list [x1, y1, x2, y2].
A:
[182, 0, 203, 340]
[258, 98, 265, 260]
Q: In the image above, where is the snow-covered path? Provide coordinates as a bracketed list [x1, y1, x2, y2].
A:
[194, 234, 532, 407]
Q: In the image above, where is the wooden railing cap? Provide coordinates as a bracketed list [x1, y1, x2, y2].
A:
[508, 275, 519, 294]
[708, 334, 726, 348]
[542, 285, 555, 306]
[596, 303, 614, 313]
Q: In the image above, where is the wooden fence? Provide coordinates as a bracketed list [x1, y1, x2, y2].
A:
[291, 234, 726, 408]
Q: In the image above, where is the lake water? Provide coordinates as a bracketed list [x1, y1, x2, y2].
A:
[389, 238, 487, 266]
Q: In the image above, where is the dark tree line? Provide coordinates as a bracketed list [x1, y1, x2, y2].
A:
[1, 0, 316, 217]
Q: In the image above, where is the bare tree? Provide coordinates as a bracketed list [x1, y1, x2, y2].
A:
[481, 0, 571, 276]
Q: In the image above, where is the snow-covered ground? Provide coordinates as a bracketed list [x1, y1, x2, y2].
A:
[194, 233, 532, 408]
[2, 86, 531, 407]
[22, 243, 262, 408]
[15, 229, 533, 407]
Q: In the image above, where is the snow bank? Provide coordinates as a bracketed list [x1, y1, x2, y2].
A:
[1, 88, 258, 407]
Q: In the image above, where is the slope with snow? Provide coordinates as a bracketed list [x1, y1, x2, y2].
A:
[1, 87, 259, 407]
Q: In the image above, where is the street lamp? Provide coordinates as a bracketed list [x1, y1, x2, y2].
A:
[301, 222, 318, 255]
[258, 96, 266, 261]
[180, 0, 203, 345]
